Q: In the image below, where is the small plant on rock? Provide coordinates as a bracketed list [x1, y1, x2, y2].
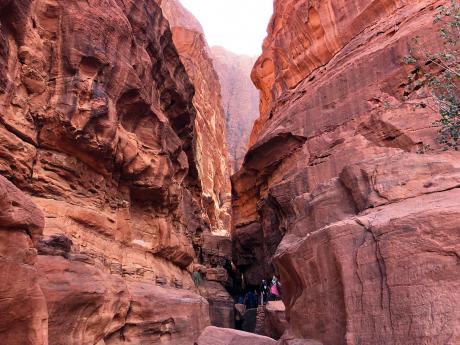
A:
[404, 1, 460, 150]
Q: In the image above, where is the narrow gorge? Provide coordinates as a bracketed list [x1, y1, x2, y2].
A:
[0, 1, 458, 345]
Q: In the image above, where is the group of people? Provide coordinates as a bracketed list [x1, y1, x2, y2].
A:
[259, 275, 281, 304]
[237, 275, 282, 310]
[234, 275, 282, 330]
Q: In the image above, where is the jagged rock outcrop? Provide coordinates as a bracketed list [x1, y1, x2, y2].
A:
[233, 1, 460, 344]
[0, 0, 231, 344]
[211, 46, 259, 172]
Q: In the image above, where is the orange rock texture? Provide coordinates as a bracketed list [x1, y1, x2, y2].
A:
[233, 1, 460, 344]
[0, 0, 231, 344]
[211, 46, 260, 172]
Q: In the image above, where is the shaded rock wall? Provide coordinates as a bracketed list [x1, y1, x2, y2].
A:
[233, 0, 460, 344]
[0, 0, 232, 343]
[161, 0, 232, 235]
[159, 0, 235, 328]
[211, 46, 260, 172]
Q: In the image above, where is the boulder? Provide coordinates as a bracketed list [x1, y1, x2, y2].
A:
[206, 267, 229, 282]
[196, 326, 277, 345]
[105, 281, 210, 345]
[198, 281, 235, 328]
[264, 301, 289, 339]
[275, 189, 460, 345]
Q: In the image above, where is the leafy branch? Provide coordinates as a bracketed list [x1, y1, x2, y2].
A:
[404, 0, 460, 150]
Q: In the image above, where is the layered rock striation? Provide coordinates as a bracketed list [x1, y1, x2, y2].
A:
[233, 0, 460, 344]
[211, 46, 260, 172]
[0, 0, 231, 344]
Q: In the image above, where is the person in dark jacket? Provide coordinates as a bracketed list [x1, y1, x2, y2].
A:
[244, 290, 258, 309]
[259, 279, 269, 304]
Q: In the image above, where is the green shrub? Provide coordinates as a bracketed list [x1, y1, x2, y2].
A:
[404, 1, 460, 150]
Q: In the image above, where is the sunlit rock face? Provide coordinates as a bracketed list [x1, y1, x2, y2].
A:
[233, 0, 460, 344]
[211, 46, 260, 172]
[0, 0, 238, 343]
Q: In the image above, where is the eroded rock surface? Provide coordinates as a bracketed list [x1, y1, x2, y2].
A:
[37, 255, 130, 345]
[233, 0, 460, 344]
[0, 176, 47, 345]
[106, 281, 210, 345]
[159, 0, 237, 327]
[0, 0, 234, 343]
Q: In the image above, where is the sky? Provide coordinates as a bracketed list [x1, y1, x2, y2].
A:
[180, 0, 274, 57]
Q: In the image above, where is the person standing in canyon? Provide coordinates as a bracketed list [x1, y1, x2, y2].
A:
[270, 276, 281, 301]
[244, 289, 258, 309]
[192, 270, 202, 287]
[259, 279, 269, 304]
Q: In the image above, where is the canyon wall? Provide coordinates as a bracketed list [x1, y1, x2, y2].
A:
[160, 0, 234, 328]
[0, 0, 231, 344]
[161, 0, 232, 236]
[211, 46, 259, 172]
[233, 1, 460, 344]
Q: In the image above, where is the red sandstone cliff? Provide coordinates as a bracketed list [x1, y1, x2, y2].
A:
[160, 0, 234, 328]
[211, 46, 260, 172]
[233, 1, 460, 344]
[161, 0, 232, 236]
[0, 0, 231, 344]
